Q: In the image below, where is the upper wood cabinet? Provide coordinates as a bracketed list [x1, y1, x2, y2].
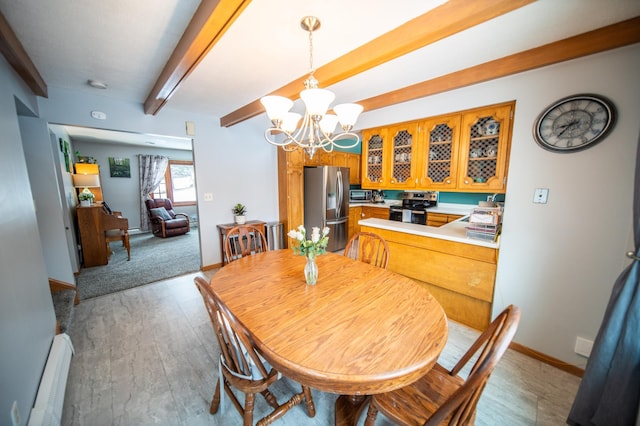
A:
[456, 104, 513, 192]
[417, 114, 461, 190]
[386, 122, 419, 189]
[361, 128, 387, 188]
[361, 101, 515, 193]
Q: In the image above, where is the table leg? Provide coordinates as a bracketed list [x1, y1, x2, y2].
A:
[335, 395, 371, 426]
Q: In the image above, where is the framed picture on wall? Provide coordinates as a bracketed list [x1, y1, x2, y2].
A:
[109, 157, 131, 178]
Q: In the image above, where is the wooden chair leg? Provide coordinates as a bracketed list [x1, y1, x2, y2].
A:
[210, 380, 221, 414]
[364, 402, 378, 426]
[303, 386, 316, 417]
[123, 233, 130, 260]
[243, 393, 255, 426]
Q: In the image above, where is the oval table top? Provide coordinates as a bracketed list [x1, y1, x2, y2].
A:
[209, 249, 448, 395]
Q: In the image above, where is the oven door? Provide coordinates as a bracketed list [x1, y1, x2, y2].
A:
[389, 206, 403, 222]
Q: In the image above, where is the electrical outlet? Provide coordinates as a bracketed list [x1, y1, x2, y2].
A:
[10, 400, 19, 426]
[574, 336, 593, 358]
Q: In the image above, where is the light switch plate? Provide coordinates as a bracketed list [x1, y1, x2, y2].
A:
[533, 188, 549, 204]
[203, 192, 213, 201]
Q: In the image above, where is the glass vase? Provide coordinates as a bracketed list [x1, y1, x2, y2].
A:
[304, 255, 318, 285]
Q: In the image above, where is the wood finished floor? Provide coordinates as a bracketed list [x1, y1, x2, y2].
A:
[62, 271, 581, 425]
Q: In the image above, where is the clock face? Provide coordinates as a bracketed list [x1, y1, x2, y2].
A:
[533, 94, 616, 153]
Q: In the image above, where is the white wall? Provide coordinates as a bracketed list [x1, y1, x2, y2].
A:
[357, 44, 640, 366]
[38, 88, 280, 267]
[0, 56, 56, 424]
[19, 116, 76, 284]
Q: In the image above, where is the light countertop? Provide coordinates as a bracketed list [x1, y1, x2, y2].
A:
[358, 215, 500, 249]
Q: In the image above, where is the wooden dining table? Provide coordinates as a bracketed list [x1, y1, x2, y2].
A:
[209, 249, 448, 425]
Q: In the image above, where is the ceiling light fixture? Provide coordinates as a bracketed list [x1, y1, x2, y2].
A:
[88, 79, 108, 89]
[260, 16, 363, 158]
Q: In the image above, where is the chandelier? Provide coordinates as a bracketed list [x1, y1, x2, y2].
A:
[260, 16, 363, 158]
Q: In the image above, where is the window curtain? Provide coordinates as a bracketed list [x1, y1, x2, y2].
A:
[567, 137, 640, 426]
[138, 154, 169, 232]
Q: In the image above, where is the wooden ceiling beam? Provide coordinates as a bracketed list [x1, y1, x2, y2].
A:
[144, 0, 251, 115]
[0, 9, 47, 97]
[219, 0, 535, 127]
[358, 16, 640, 113]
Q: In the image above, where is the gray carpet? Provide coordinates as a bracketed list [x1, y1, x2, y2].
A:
[76, 230, 201, 300]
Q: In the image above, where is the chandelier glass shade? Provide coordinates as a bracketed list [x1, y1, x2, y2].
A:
[260, 16, 363, 158]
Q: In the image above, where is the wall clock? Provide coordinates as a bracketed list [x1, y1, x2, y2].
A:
[533, 94, 616, 153]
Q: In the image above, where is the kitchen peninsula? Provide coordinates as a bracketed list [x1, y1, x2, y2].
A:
[360, 210, 499, 330]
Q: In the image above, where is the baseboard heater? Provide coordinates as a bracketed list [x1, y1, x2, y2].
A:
[28, 333, 74, 426]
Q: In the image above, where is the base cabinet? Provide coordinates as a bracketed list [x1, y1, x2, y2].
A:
[361, 225, 497, 330]
[426, 213, 463, 227]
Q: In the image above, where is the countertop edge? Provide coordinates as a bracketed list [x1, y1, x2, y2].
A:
[358, 217, 500, 249]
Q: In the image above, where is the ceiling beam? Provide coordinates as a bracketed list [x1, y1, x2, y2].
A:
[144, 0, 251, 115]
[358, 16, 640, 113]
[0, 9, 47, 97]
[220, 0, 535, 127]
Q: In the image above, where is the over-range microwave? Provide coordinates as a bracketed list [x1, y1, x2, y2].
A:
[349, 189, 372, 203]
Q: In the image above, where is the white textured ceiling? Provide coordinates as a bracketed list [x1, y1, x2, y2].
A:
[1, 0, 639, 149]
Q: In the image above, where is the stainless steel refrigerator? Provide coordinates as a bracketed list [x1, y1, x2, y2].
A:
[304, 166, 350, 253]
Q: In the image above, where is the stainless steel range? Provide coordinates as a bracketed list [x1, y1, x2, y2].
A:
[389, 191, 438, 225]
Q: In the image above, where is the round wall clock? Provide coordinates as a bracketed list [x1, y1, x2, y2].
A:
[533, 94, 616, 153]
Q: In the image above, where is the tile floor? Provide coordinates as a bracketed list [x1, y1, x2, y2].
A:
[62, 271, 581, 425]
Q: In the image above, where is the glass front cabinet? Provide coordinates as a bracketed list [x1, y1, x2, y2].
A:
[361, 101, 514, 193]
[457, 104, 513, 192]
[361, 128, 387, 188]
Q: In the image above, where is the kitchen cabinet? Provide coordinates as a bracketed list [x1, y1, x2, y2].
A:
[417, 114, 461, 191]
[361, 206, 389, 220]
[349, 205, 389, 239]
[361, 128, 387, 188]
[456, 103, 513, 192]
[361, 101, 514, 193]
[427, 212, 463, 227]
[361, 224, 497, 330]
[348, 206, 362, 239]
[386, 122, 419, 189]
[331, 152, 361, 185]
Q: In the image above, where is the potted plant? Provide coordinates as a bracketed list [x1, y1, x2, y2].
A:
[75, 150, 97, 164]
[232, 203, 247, 224]
[78, 192, 94, 207]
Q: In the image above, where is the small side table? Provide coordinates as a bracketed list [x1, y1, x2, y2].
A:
[217, 220, 266, 265]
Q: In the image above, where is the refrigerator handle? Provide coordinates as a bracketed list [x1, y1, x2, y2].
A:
[336, 169, 343, 219]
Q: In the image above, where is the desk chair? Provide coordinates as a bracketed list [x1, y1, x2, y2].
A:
[343, 232, 390, 269]
[194, 277, 316, 426]
[364, 305, 521, 426]
[223, 225, 268, 263]
[104, 210, 130, 261]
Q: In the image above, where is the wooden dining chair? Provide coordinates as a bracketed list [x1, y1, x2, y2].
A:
[194, 277, 316, 426]
[224, 225, 268, 263]
[364, 304, 521, 426]
[343, 232, 390, 269]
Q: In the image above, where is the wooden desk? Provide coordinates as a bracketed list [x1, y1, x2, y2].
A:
[216, 220, 265, 265]
[209, 249, 448, 425]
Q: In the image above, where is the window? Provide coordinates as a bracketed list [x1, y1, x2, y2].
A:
[151, 160, 196, 206]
